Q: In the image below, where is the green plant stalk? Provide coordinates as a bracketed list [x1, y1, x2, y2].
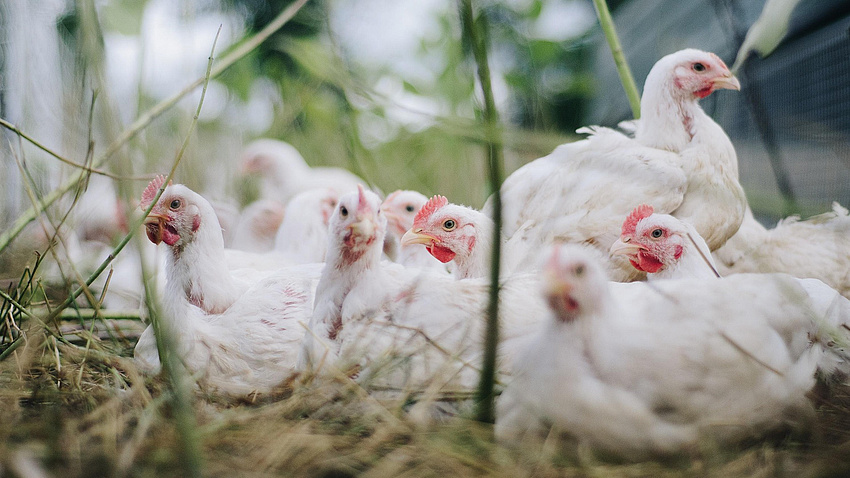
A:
[459, 0, 504, 424]
[137, 25, 225, 478]
[0, 0, 310, 255]
[591, 0, 641, 119]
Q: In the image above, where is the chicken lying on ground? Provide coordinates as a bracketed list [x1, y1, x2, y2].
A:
[380, 189, 446, 271]
[489, 49, 745, 282]
[400, 195, 530, 279]
[240, 138, 364, 203]
[134, 176, 321, 396]
[299, 186, 546, 391]
[229, 199, 286, 253]
[496, 244, 850, 458]
[713, 203, 850, 298]
[610, 206, 850, 374]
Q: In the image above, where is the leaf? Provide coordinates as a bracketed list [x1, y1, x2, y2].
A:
[731, 0, 803, 73]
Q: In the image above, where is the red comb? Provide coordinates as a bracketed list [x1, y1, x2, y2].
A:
[140, 175, 170, 209]
[414, 195, 448, 227]
[622, 204, 654, 237]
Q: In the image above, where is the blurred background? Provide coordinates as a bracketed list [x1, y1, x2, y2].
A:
[1, 0, 848, 277]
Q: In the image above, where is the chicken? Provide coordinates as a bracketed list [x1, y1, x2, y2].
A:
[713, 203, 850, 298]
[300, 186, 546, 391]
[496, 244, 849, 458]
[134, 176, 321, 396]
[273, 188, 338, 264]
[610, 209, 850, 377]
[229, 199, 286, 253]
[609, 204, 717, 280]
[489, 49, 746, 282]
[221, 188, 338, 271]
[239, 138, 364, 203]
[399, 195, 530, 279]
[380, 189, 446, 271]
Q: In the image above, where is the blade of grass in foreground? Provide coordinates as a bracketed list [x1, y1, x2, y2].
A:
[457, 0, 504, 425]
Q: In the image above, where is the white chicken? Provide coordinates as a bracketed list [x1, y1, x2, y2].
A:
[134, 176, 321, 396]
[273, 187, 338, 264]
[221, 188, 339, 271]
[399, 195, 532, 279]
[300, 186, 546, 391]
[609, 204, 717, 280]
[489, 49, 746, 282]
[496, 244, 849, 458]
[713, 203, 850, 298]
[610, 208, 850, 375]
[229, 199, 286, 253]
[380, 189, 446, 271]
[239, 138, 364, 203]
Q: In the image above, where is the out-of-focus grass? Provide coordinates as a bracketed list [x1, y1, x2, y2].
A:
[4, 331, 850, 477]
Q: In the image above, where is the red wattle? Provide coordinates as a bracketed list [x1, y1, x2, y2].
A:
[428, 244, 456, 263]
[636, 251, 664, 273]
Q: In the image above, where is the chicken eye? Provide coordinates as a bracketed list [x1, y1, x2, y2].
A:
[340, 205, 348, 217]
[574, 265, 584, 277]
[442, 219, 456, 231]
[651, 228, 663, 238]
[692, 62, 706, 72]
[169, 199, 181, 210]
[405, 205, 416, 212]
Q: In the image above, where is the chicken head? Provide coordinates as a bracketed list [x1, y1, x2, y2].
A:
[141, 176, 206, 248]
[330, 185, 386, 265]
[380, 189, 428, 237]
[400, 195, 483, 264]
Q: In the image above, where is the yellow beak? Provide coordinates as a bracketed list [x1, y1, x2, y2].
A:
[609, 238, 646, 257]
[711, 74, 741, 91]
[400, 228, 438, 247]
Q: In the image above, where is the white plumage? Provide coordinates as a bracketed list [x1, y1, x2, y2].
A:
[239, 139, 363, 203]
[713, 203, 850, 298]
[229, 199, 286, 253]
[273, 187, 339, 264]
[134, 177, 320, 396]
[300, 186, 545, 391]
[496, 244, 850, 457]
[489, 49, 746, 282]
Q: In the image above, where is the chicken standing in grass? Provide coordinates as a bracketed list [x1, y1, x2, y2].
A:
[713, 203, 850, 298]
[300, 186, 545, 390]
[240, 138, 364, 203]
[489, 49, 746, 282]
[134, 176, 320, 396]
[496, 244, 849, 457]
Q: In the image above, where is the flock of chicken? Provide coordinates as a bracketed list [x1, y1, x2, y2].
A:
[127, 48, 850, 457]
